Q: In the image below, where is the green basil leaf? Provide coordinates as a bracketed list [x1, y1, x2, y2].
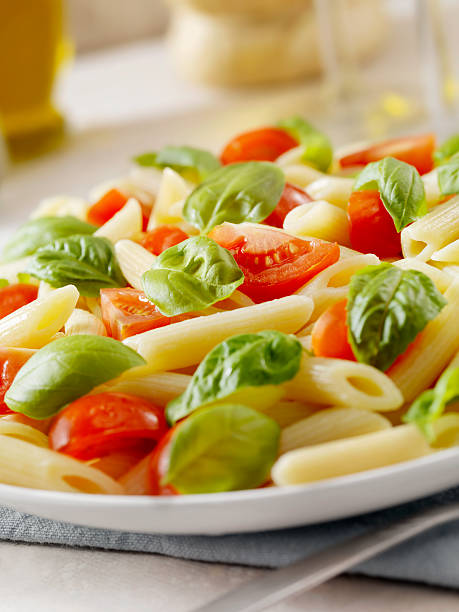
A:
[2, 216, 96, 263]
[166, 330, 302, 424]
[434, 134, 459, 164]
[353, 157, 426, 231]
[0, 279, 9, 288]
[347, 263, 446, 371]
[4, 335, 145, 419]
[27, 235, 126, 297]
[403, 367, 459, 439]
[134, 145, 221, 181]
[163, 403, 280, 494]
[142, 236, 243, 316]
[437, 154, 459, 196]
[277, 116, 333, 172]
[183, 162, 285, 233]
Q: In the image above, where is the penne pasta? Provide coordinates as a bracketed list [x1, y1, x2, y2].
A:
[147, 167, 192, 229]
[114, 239, 156, 290]
[30, 195, 90, 221]
[305, 176, 354, 210]
[260, 400, 319, 428]
[1, 413, 52, 434]
[97, 371, 191, 406]
[0, 421, 49, 447]
[421, 168, 441, 208]
[94, 198, 143, 243]
[118, 455, 151, 495]
[283, 200, 350, 246]
[65, 308, 107, 337]
[392, 258, 453, 293]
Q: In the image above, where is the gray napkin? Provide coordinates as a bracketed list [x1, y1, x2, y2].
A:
[1, 486, 458, 590]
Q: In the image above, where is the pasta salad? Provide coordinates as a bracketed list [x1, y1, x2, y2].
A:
[0, 118, 459, 497]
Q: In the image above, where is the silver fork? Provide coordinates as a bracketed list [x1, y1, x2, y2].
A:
[194, 501, 459, 612]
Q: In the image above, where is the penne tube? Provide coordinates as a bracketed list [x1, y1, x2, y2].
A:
[97, 372, 191, 406]
[94, 198, 143, 243]
[89, 449, 147, 480]
[0, 257, 32, 284]
[147, 167, 192, 229]
[0, 285, 79, 348]
[65, 308, 107, 337]
[118, 454, 151, 495]
[37, 281, 55, 298]
[422, 168, 441, 208]
[260, 400, 319, 428]
[0, 435, 123, 494]
[272, 425, 432, 485]
[392, 258, 453, 293]
[389, 280, 459, 401]
[284, 356, 403, 412]
[30, 195, 90, 221]
[280, 407, 392, 454]
[431, 414, 459, 449]
[305, 176, 354, 210]
[280, 165, 325, 189]
[123, 295, 314, 374]
[1, 413, 52, 434]
[115, 239, 156, 290]
[283, 200, 350, 246]
[0, 421, 49, 447]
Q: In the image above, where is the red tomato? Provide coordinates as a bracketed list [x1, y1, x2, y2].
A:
[0, 284, 38, 320]
[87, 188, 151, 230]
[339, 133, 435, 175]
[311, 300, 356, 361]
[209, 223, 340, 302]
[220, 127, 298, 165]
[49, 392, 168, 460]
[148, 427, 179, 496]
[100, 288, 192, 340]
[348, 190, 402, 258]
[138, 226, 189, 256]
[263, 183, 313, 228]
[0, 348, 32, 415]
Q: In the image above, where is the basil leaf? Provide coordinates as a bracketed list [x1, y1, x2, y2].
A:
[2, 216, 96, 263]
[142, 236, 243, 316]
[5, 335, 145, 419]
[347, 263, 446, 371]
[183, 162, 285, 233]
[163, 403, 280, 494]
[277, 116, 333, 172]
[0, 279, 8, 288]
[27, 235, 126, 297]
[166, 330, 302, 424]
[134, 145, 221, 181]
[437, 154, 459, 196]
[403, 367, 459, 439]
[434, 134, 459, 164]
[353, 157, 426, 231]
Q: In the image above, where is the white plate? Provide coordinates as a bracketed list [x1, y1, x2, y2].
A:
[1, 106, 458, 535]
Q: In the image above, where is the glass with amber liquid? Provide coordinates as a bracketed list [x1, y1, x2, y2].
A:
[0, 0, 69, 159]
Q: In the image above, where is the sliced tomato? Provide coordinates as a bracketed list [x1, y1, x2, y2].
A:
[339, 133, 435, 175]
[209, 223, 340, 302]
[311, 299, 355, 361]
[263, 183, 313, 229]
[49, 392, 168, 460]
[87, 188, 151, 230]
[148, 427, 179, 496]
[0, 348, 33, 415]
[348, 190, 402, 258]
[100, 288, 191, 340]
[220, 127, 298, 165]
[0, 284, 38, 319]
[137, 225, 189, 256]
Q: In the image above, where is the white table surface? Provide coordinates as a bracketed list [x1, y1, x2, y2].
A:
[2, 40, 458, 611]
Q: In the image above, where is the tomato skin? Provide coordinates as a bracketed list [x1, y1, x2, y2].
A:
[0, 284, 38, 319]
[311, 300, 356, 361]
[138, 226, 189, 256]
[49, 392, 168, 460]
[263, 183, 313, 229]
[348, 190, 402, 258]
[87, 188, 151, 230]
[339, 133, 435, 175]
[100, 288, 192, 340]
[0, 349, 34, 415]
[209, 223, 340, 302]
[220, 128, 298, 165]
[148, 427, 179, 496]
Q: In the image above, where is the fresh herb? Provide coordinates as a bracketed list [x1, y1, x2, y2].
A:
[347, 263, 446, 371]
[2, 216, 96, 263]
[0, 279, 8, 288]
[163, 403, 280, 494]
[142, 236, 243, 316]
[166, 330, 302, 424]
[434, 134, 459, 165]
[277, 116, 333, 172]
[353, 157, 426, 231]
[134, 145, 221, 182]
[27, 235, 126, 297]
[183, 162, 285, 233]
[5, 335, 145, 419]
[437, 154, 459, 196]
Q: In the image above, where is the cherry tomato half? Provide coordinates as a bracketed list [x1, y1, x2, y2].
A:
[100, 288, 192, 340]
[137, 225, 189, 256]
[311, 299, 355, 361]
[348, 190, 402, 258]
[87, 188, 151, 230]
[209, 222, 340, 302]
[220, 127, 298, 165]
[0, 348, 33, 415]
[49, 392, 168, 460]
[263, 183, 313, 229]
[0, 284, 38, 320]
[339, 133, 435, 175]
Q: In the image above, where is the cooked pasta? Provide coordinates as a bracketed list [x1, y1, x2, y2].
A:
[147, 167, 192, 229]
[64, 308, 107, 337]
[94, 198, 143, 243]
[305, 176, 354, 209]
[114, 239, 156, 290]
[97, 372, 191, 405]
[283, 200, 350, 246]
[30, 195, 90, 221]
[392, 257, 453, 293]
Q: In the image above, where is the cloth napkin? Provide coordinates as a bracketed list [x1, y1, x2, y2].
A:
[1, 486, 459, 590]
